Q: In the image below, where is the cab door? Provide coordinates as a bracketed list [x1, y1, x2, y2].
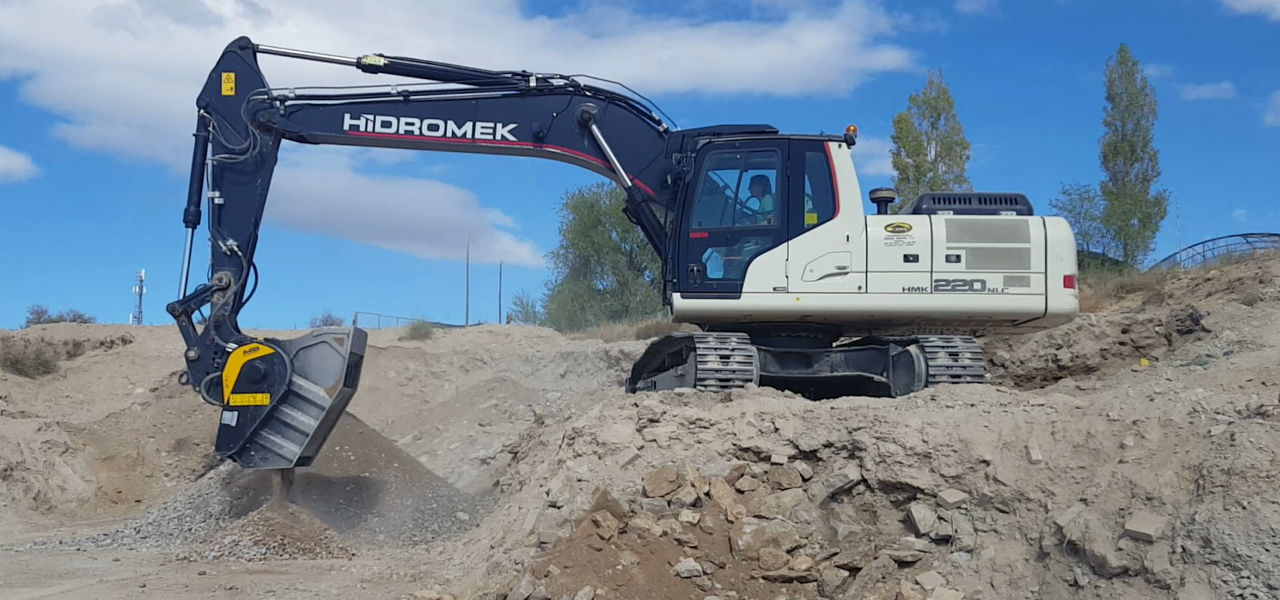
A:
[679, 141, 788, 298]
[785, 141, 864, 293]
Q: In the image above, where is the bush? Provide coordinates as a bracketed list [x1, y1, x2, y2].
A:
[0, 337, 60, 378]
[400, 320, 435, 341]
[308, 310, 346, 328]
[24, 304, 96, 328]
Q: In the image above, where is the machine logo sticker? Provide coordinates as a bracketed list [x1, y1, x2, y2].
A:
[342, 113, 518, 141]
[884, 222, 913, 234]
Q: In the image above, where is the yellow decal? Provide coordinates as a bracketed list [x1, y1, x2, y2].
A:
[227, 393, 272, 407]
[222, 343, 276, 404]
[884, 222, 913, 234]
[805, 212, 818, 226]
[221, 72, 236, 96]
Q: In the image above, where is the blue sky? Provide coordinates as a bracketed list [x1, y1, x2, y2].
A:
[1, 0, 1278, 329]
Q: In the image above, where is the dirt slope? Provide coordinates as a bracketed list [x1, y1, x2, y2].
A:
[2, 257, 1279, 599]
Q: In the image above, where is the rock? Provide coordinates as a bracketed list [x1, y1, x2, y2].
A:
[673, 557, 704, 578]
[916, 571, 946, 591]
[930, 521, 955, 541]
[794, 462, 814, 481]
[693, 576, 714, 592]
[544, 565, 561, 578]
[537, 529, 562, 546]
[572, 587, 595, 600]
[844, 555, 896, 597]
[1121, 435, 1137, 449]
[725, 463, 749, 484]
[898, 580, 927, 600]
[929, 588, 965, 600]
[759, 547, 790, 571]
[770, 454, 789, 465]
[748, 488, 808, 520]
[787, 555, 816, 571]
[686, 466, 710, 496]
[587, 487, 631, 521]
[678, 509, 702, 526]
[937, 489, 970, 510]
[729, 518, 802, 561]
[1060, 508, 1129, 577]
[412, 592, 449, 600]
[821, 465, 864, 498]
[657, 517, 683, 536]
[817, 565, 850, 596]
[735, 475, 762, 492]
[948, 552, 971, 567]
[759, 569, 819, 584]
[670, 485, 700, 510]
[767, 465, 804, 490]
[832, 548, 876, 570]
[1123, 511, 1168, 542]
[906, 503, 938, 535]
[1054, 503, 1088, 530]
[898, 536, 934, 553]
[591, 511, 620, 541]
[1027, 437, 1044, 464]
[507, 573, 537, 600]
[644, 465, 682, 498]
[626, 512, 664, 537]
[674, 532, 699, 548]
[882, 549, 927, 564]
[529, 587, 551, 600]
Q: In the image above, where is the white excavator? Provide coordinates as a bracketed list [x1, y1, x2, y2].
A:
[168, 38, 1079, 469]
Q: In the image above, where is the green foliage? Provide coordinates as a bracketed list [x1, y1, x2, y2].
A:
[308, 310, 345, 328]
[24, 304, 96, 328]
[1099, 44, 1168, 266]
[889, 69, 972, 211]
[541, 182, 665, 332]
[1050, 182, 1114, 256]
[0, 337, 60, 378]
[400, 320, 435, 341]
[507, 290, 544, 325]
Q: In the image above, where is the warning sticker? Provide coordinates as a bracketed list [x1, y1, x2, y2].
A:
[221, 72, 236, 96]
[227, 393, 270, 407]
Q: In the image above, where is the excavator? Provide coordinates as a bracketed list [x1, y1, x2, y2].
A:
[168, 37, 1079, 470]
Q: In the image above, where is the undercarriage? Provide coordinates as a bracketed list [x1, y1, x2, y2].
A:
[626, 325, 987, 399]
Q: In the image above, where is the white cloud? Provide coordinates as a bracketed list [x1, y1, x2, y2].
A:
[1219, 0, 1280, 20]
[268, 147, 542, 266]
[1142, 63, 1176, 79]
[0, 145, 38, 182]
[0, 0, 913, 263]
[1179, 81, 1238, 101]
[1233, 208, 1248, 223]
[851, 137, 894, 176]
[1266, 90, 1280, 126]
[954, 0, 998, 15]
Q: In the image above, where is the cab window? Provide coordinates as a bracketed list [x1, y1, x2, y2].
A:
[690, 150, 782, 229]
[801, 150, 836, 228]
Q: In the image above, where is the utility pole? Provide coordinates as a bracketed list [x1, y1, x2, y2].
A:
[130, 269, 146, 325]
[464, 235, 471, 326]
[498, 261, 503, 324]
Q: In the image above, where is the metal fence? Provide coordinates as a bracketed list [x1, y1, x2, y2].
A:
[351, 311, 464, 330]
[1150, 233, 1280, 270]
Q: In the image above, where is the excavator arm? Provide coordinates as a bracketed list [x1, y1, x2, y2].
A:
[167, 37, 684, 469]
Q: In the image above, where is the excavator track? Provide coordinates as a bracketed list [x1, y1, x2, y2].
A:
[917, 335, 988, 385]
[691, 332, 760, 391]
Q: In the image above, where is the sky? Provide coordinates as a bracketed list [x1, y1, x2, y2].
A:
[0, 0, 1278, 330]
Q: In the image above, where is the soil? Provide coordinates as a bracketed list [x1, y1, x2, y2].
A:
[2, 256, 1280, 599]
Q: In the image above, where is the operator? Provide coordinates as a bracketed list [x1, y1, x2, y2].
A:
[747, 175, 776, 225]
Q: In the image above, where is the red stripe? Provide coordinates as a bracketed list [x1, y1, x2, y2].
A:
[344, 130, 658, 197]
[689, 231, 709, 239]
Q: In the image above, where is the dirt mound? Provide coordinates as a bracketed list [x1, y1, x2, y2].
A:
[202, 501, 355, 561]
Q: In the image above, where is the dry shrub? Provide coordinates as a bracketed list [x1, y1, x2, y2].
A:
[571, 318, 695, 342]
[400, 320, 435, 341]
[1078, 268, 1170, 313]
[0, 336, 61, 378]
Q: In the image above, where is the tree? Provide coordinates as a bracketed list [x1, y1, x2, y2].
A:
[541, 182, 664, 332]
[23, 304, 96, 328]
[308, 310, 345, 327]
[506, 291, 544, 325]
[889, 69, 972, 211]
[1099, 44, 1168, 266]
[1049, 182, 1112, 256]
